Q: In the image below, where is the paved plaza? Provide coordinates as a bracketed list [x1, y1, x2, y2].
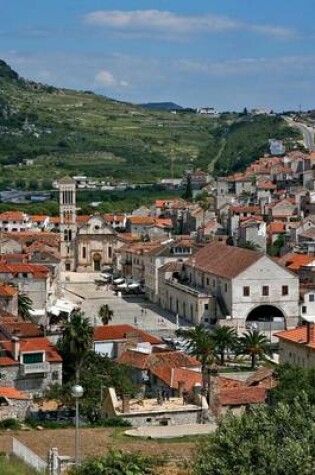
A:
[59, 272, 189, 336]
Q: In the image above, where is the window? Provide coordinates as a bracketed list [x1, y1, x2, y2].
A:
[108, 246, 112, 259]
[52, 371, 59, 381]
[309, 294, 315, 302]
[262, 286, 269, 296]
[206, 278, 209, 286]
[23, 353, 43, 364]
[82, 246, 86, 259]
[282, 286, 289, 296]
[243, 286, 250, 297]
[225, 283, 228, 292]
[302, 306, 307, 314]
[204, 304, 209, 310]
[22, 273, 28, 279]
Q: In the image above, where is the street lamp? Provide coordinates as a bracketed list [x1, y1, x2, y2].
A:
[71, 384, 84, 466]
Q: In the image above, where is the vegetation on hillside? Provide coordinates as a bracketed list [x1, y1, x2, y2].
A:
[0, 60, 301, 187]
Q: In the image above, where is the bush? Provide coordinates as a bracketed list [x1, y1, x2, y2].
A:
[0, 419, 20, 430]
[69, 450, 161, 475]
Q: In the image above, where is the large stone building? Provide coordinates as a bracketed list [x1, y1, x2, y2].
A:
[158, 242, 299, 331]
[58, 177, 119, 272]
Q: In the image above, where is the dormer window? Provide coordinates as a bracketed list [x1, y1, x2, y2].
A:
[22, 353, 44, 364]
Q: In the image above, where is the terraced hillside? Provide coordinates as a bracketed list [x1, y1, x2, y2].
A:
[0, 59, 300, 187]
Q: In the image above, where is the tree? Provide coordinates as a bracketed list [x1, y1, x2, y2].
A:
[18, 293, 33, 321]
[182, 174, 193, 201]
[212, 326, 238, 365]
[239, 240, 260, 251]
[193, 394, 315, 475]
[240, 329, 269, 369]
[176, 325, 215, 385]
[58, 310, 94, 382]
[98, 304, 113, 325]
[271, 365, 315, 405]
[46, 352, 137, 423]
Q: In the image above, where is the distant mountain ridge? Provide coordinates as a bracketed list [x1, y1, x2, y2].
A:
[139, 102, 183, 111]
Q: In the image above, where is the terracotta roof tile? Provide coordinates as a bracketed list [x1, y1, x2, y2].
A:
[219, 386, 266, 406]
[0, 387, 30, 400]
[0, 211, 27, 221]
[186, 242, 262, 279]
[94, 325, 161, 345]
[275, 326, 315, 349]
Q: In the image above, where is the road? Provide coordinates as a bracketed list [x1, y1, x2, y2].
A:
[291, 121, 315, 151]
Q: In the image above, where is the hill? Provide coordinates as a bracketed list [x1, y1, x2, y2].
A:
[0, 60, 301, 189]
[139, 102, 183, 111]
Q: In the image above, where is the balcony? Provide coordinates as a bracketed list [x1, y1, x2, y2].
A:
[20, 362, 50, 375]
[165, 278, 212, 298]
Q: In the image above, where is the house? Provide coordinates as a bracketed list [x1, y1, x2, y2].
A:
[0, 211, 31, 233]
[238, 218, 266, 252]
[158, 242, 299, 331]
[93, 325, 162, 359]
[276, 323, 315, 368]
[143, 238, 198, 302]
[0, 263, 50, 315]
[117, 348, 201, 396]
[0, 282, 18, 316]
[0, 336, 62, 394]
[0, 387, 30, 421]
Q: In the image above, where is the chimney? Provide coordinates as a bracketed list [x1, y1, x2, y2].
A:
[122, 394, 130, 413]
[11, 336, 20, 361]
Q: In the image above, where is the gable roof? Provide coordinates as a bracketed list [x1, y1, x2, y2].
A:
[275, 326, 315, 349]
[93, 325, 162, 345]
[186, 242, 262, 279]
[219, 386, 266, 406]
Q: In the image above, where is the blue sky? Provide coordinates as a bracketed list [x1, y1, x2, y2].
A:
[0, 0, 314, 110]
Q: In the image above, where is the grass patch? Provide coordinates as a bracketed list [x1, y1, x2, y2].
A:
[0, 455, 37, 475]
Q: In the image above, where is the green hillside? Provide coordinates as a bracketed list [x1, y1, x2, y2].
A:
[0, 59, 301, 188]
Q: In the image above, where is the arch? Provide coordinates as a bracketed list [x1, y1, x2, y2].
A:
[246, 305, 286, 331]
[93, 253, 102, 272]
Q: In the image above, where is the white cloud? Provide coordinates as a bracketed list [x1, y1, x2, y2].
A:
[94, 69, 128, 88]
[84, 9, 295, 38]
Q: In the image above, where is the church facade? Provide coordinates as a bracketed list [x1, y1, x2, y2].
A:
[58, 177, 119, 272]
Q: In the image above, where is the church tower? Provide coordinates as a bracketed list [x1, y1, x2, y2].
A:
[58, 176, 77, 271]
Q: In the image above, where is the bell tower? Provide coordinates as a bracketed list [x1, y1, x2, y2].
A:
[58, 176, 77, 271]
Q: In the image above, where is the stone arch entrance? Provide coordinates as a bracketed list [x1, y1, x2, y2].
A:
[246, 305, 286, 332]
[93, 253, 102, 272]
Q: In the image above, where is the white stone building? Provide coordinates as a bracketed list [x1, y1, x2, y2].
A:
[158, 242, 299, 331]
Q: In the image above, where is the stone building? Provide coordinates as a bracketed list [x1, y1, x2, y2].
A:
[158, 242, 299, 331]
[0, 336, 62, 394]
[58, 177, 120, 272]
[276, 324, 315, 368]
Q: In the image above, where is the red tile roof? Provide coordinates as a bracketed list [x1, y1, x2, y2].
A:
[31, 215, 47, 223]
[94, 325, 162, 345]
[186, 242, 262, 279]
[0, 387, 30, 400]
[275, 326, 315, 349]
[117, 349, 201, 372]
[0, 211, 27, 221]
[219, 386, 266, 406]
[0, 263, 49, 276]
[267, 222, 287, 235]
[0, 322, 43, 338]
[0, 337, 62, 365]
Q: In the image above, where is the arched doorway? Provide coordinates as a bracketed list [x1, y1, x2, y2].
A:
[246, 305, 285, 332]
[93, 253, 102, 272]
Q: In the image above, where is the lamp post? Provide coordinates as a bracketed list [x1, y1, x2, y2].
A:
[71, 384, 84, 466]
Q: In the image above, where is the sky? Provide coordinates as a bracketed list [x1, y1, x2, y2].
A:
[0, 0, 314, 111]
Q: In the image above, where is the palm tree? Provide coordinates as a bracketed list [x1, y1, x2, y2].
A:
[18, 293, 33, 321]
[240, 329, 269, 369]
[60, 309, 94, 381]
[239, 241, 260, 251]
[98, 304, 113, 325]
[176, 325, 215, 385]
[212, 326, 238, 365]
